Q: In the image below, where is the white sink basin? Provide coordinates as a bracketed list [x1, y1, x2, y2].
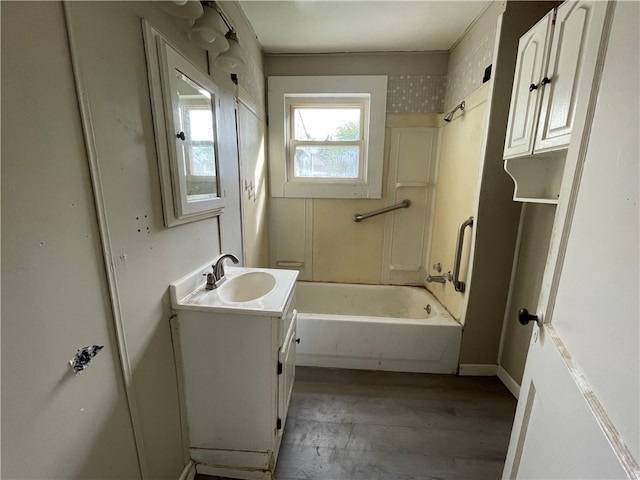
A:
[218, 271, 276, 303]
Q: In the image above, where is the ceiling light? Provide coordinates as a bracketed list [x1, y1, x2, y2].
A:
[188, 6, 229, 53]
[156, 0, 204, 20]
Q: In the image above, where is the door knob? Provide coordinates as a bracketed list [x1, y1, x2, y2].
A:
[518, 308, 540, 326]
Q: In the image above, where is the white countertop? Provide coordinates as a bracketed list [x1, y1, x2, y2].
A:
[170, 264, 299, 317]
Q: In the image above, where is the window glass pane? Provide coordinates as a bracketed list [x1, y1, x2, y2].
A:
[294, 146, 359, 178]
[293, 107, 361, 141]
[190, 146, 216, 176]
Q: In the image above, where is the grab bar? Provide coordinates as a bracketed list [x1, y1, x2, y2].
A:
[353, 199, 411, 223]
[452, 216, 474, 293]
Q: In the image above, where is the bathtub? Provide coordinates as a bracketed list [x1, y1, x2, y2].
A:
[294, 282, 462, 374]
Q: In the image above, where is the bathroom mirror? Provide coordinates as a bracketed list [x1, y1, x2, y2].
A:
[144, 22, 224, 226]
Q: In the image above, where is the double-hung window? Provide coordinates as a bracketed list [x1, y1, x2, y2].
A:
[269, 76, 387, 198]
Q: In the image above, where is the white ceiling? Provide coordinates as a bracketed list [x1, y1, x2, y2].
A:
[237, 1, 491, 54]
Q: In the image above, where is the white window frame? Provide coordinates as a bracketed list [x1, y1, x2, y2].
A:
[268, 76, 388, 199]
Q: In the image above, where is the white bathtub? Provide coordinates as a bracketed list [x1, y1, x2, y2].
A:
[295, 282, 462, 374]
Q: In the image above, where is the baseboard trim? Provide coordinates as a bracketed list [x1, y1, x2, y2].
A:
[458, 364, 498, 376]
[178, 460, 196, 480]
[497, 365, 521, 399]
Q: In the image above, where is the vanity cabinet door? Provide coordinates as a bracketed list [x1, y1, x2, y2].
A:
[277, 310, 297, 436]
[504, 12, 554, 159]
[534, 0, 607, 152]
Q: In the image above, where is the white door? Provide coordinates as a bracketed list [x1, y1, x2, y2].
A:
[503, 3, 639, 478]
[236, 94, 270, 267]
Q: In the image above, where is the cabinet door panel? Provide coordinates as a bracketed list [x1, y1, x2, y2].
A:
[504, 13, 553, 159]
[535, 1, 606, 152]
[278, 312, 297, 436]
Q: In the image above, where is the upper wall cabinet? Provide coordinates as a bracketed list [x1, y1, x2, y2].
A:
[503, 11, 553, 159]
[504, 1, 608, 202]
[143, 21, 224, 226]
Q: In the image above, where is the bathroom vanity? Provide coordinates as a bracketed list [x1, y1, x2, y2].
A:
[170, 264, 298, 480]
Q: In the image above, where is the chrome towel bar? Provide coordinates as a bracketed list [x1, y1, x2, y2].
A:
[452, 216, 474, 292]
[353, 199, 411, 223]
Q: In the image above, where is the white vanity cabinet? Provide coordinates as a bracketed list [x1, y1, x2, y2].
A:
[504, 0, 608, 203]
[170, 266, 298, 480]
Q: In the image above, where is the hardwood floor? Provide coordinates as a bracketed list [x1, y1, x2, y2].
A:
[197, 367, 517, 480]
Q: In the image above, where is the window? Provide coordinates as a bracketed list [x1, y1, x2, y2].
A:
[268, 76, 387, 198]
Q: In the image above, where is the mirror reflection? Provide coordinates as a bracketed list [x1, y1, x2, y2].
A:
[175, 71, 218, 203]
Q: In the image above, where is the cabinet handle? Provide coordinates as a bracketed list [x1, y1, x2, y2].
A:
[541, 76, 552, 85]
[295, 338, 300, 344]
[529, 83, 538, 92]
[176, 131, 186, 141]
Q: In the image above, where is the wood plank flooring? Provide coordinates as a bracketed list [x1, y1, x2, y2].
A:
[198, 367, 517, 480]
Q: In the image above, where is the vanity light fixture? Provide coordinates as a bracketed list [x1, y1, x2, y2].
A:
[214, 30, 247, 73]
[156, 1, 248, 74]
[187, 5, 229, 53]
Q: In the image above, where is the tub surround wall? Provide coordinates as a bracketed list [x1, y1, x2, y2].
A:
[426, 83, 489, 321]
[266, 53, 447, 284]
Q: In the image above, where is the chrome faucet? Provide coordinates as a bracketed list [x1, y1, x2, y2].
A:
[210, 253, 239, 288]
[426, 271, 452, 284]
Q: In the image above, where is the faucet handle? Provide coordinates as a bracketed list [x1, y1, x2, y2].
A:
[203, 272, 216, 290]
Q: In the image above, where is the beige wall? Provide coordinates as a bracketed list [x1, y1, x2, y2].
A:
[2, 1, 262, 477]
[265, 52, 448, 77]
[499, 204, 556, 385]
[426, 84, 489, 320]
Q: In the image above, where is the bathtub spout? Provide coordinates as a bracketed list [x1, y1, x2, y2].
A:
[426, 274, 447, 284]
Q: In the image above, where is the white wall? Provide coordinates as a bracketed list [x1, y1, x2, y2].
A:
[2, 1, 264, 477]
